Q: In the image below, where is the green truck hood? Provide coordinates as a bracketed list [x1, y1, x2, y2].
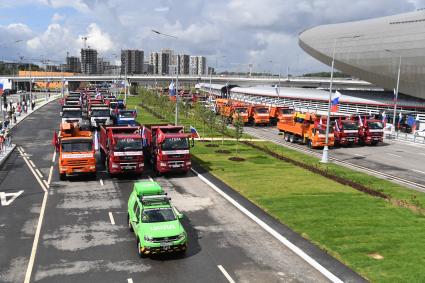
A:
[140, 220, 184, 238]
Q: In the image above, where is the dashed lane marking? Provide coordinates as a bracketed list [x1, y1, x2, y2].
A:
[100, 179, 104, 186]
[109, 212, 115, 225]
[29, 160, 36, 168]
[48, 166, 53, 185]
[411, 169, 425, 175]
[127, 279, 133, 283]
[217, 265, 235, 283]
[52, 150, 56, 163]
[192, 168, 344, 283]
[18, 147, 47, 192]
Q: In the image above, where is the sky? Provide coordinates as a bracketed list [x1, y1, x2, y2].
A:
[0, 0, 424, 74]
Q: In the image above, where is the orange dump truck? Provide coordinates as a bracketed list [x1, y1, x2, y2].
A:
[248, 105, 270, 126]
[269, 106, 294, 125]
[277, 112, 334, 148]
[220, 101, 249, 125]
[55, 122, 96, 180]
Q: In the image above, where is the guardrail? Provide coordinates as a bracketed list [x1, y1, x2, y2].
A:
[384, 131, 425, 144]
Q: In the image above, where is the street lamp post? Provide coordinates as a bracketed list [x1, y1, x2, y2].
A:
[321, 35, 361, 163]
[386, 49, 401, 136]
[151, 29, 179, 125]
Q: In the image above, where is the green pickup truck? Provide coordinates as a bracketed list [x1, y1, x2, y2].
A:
[127, 181, 187, 257]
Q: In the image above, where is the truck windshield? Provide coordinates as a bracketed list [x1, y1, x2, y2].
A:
[142, 208, 176, 223]
[368, 122, 383, 129]
[342, 122, 358, 130]
[256, 108, 269, 114]
[317, 128, 333, 134]
[62, 111, 82, 118]
[162, 138, 189, 150]
[62, 142, 92, 152]
[235, 108, 247, 114]
[91, 109, 110, 117]
[119, 111, 135, 118]
[115, 138, 143, 151]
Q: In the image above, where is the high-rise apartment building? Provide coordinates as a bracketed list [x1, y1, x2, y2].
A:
[149, 52, 159, 74]
[121, 49, 144, 74]
[179, 54, 190, 75]
[197, 56, 207, 75]
[80, 48, 98, 74]
[66, 56, 81, 73]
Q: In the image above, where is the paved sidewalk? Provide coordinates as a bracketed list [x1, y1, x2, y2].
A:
[0, 94, 61, 167]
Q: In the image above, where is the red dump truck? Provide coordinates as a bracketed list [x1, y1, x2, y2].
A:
[351, 115, 384, 145]
[331, 116, 359, 146]
[142, 124, 192, 175]
[99, 125, 144, 175]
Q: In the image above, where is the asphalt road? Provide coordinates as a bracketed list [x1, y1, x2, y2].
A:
[0, 100, 361, 282]
[243, 126, 425, 188]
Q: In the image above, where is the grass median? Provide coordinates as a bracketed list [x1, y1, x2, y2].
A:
[128, 91, 425, 282]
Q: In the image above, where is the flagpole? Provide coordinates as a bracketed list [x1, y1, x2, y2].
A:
[393, 55, 401, 136]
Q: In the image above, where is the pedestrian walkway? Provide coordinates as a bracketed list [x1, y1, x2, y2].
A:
[0, 93, 61, 168]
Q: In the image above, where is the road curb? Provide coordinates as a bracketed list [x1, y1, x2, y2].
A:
[191, 162, 367, 283]
[0, 144, 17, 169]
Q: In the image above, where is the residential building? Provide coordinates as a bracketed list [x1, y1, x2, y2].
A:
[179, 54, 190, 75]
[149, 52, 159, 74]
[80, 48, 97, 74]
[121, 49, 144, 74]
[190, 56, 198, 75]
[197, 56, 207, 75]
[66, 56, 81, 73]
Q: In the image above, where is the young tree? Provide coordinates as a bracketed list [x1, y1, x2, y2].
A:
[233, 114, 244, 155]
[220, 114, 227, 145]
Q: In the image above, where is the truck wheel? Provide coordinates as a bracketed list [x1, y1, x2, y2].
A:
[283, 132, 289, 142]
[289, 134, 295, 143]
[137, 239, 146, 258]
[307, 140, 312, 148]
[59, 173, 66, 181]
[127, 214, 133, 232]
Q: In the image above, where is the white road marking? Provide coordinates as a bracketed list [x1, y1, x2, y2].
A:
[217, 265, 235, 283]
[52, 150, 56, 163]
[29, 160, 36, 168]
[100, 179, 104, 186]
[386, 153, 402, 158]
[24, 190, 48, 283]
[127, 279, 134, 283]
[35, 169, 43, 178]
[0, 190, 24, 206]
[48, 166, 53, 185]
[109, 212, 115, 225]
[353, 153, 363, 157]
[18, 147, 47, 192]
[148, 176, 153, 181]
[192, 168, 344, 283]
[43, 180, 49, 188]
[411, 169, 425, 175]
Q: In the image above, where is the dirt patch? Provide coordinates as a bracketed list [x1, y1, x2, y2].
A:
[229, 157, 246, 162]
[368, 253, 384, 260]
[206, 144, 219, 148]
[216, 150, 231, 154]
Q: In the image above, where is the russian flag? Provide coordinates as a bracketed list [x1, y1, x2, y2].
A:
[331, 91, 342, 112]
[169, 81, 176, 96]
[0, 82, 3, 95]
[190, 125, 200, 139]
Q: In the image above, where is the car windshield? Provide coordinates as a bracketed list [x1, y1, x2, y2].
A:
[368, 122, 383, 129]
[142, 207, 176, 223]
[62, 142, 92, 152]
[235, 108, 247, 114]
[161, 138, 189, 151]
[115, 138, 143, 151]
[62, 111, 82, 118]
[342, 122, 358, 130]
[256, 108, 269, 114]
[91, 110, 110, 117]
[119, 111, 135, 118]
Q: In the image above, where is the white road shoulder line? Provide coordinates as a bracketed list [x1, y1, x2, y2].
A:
[386, 153, 402, 158]
[411, 169, 425, 175]
[43, 180, 49, 188]
[52, 150, 56, 163]
[148, 176, 153, 181]
[100, 179, 104, 186]
[127, 279, 134, 283]
[29, 160, 36, 168]
[217, 265, 235, 283]
[192, 168, 343, 283]
[109, 212, 115, 225]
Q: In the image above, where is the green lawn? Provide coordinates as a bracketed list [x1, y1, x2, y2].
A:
[127, 90, 425, 282]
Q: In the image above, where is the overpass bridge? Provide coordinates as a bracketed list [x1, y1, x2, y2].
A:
[0, 74, 381, 90]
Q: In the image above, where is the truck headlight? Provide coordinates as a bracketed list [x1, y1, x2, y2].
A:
[111, 163, 119, 168]
[177, 232, 186, 240]
[185, 161, 191, 166]
[144, 235, 154, 242]
[160, 162, 167, 167]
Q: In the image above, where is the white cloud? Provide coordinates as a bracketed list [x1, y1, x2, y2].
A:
[154, 6, 170, 12]
[51, 13, 65, 22]
[84, 23, 115, 52]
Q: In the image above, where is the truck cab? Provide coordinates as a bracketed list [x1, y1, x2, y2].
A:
[89, 104, 111, 128]
[60, 105, 83, 125]
[56, 122, 96, 180]
[143, 124, 192, 175]
[113, 109, 138, 126]
[127, 181, 187, 257]
[248, 106, 270, 126]
[269, 106, 294, 125]
[332, 118, 359, 146]
[99, 125, 144, 175]
[352, 115, 384, 145]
